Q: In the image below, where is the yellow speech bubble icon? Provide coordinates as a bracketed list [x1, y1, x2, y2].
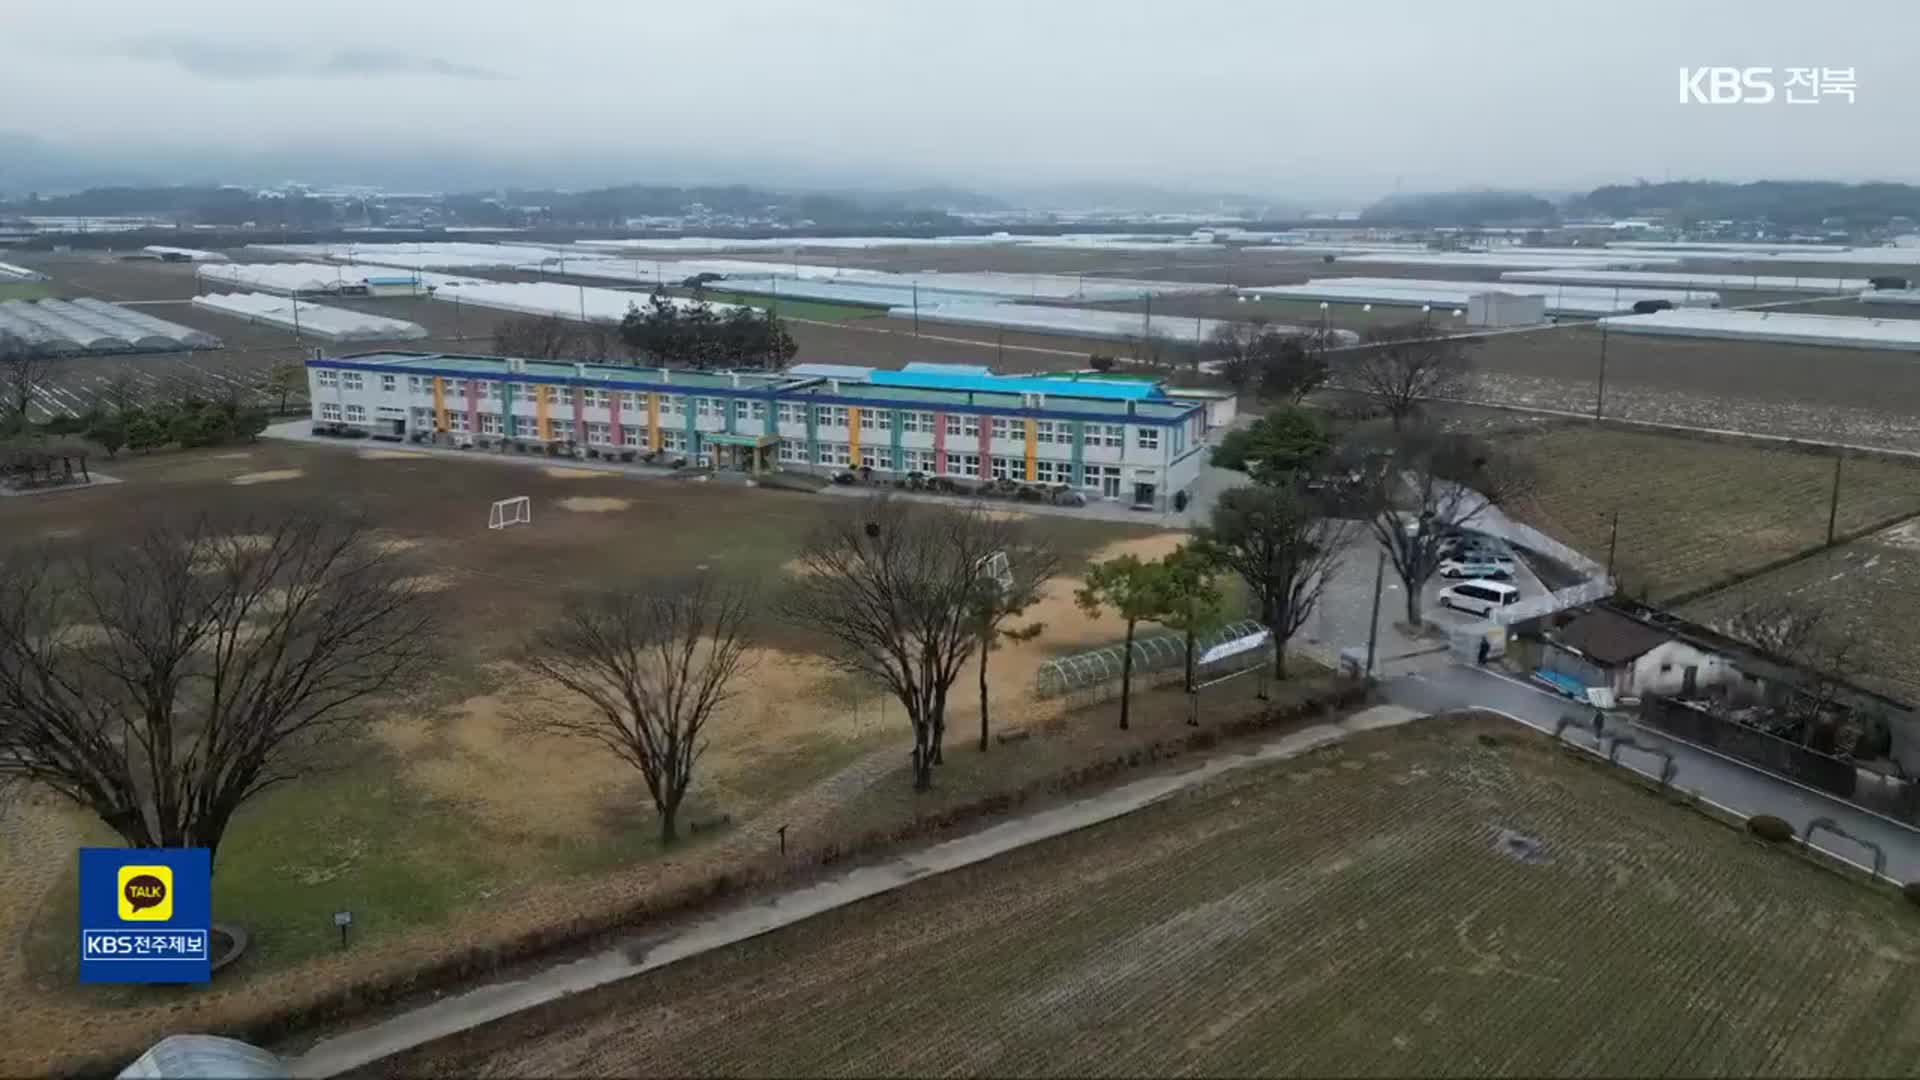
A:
[117, 865, 173, 922]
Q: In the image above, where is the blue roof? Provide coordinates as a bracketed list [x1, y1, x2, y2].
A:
[869, 369, 1161, 401]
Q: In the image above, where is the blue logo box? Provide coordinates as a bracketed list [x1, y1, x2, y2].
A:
[79, 848, 212, 984]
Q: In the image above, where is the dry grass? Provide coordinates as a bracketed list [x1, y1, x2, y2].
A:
[228, 468, 305, 486]
[1509, 426, 1920, 600]
[378, 713, 1920, 1078]
[556, 496, 632, 513]
[1682, 520, 1920, 704]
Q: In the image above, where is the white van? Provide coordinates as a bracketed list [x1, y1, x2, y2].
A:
[1437, 580, 1520, 618]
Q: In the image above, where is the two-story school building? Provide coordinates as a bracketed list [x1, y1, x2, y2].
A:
[305, 352, 1217, 509]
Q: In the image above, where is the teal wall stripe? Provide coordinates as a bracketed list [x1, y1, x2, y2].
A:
[1070, 420, 1086, 486]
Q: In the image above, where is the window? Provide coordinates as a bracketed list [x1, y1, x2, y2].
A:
[779, 440, 807, 463]
[448, 411, 469, 433]
[413, 407, 434, 427]
[749, 401, 767, 422]
[860, 446, 886, 470]
[380, 374, 397, 392]
[860, 410, 890, 432]
[665, 395, 685, 416]
[450, 379, 467, 395]
[621, 392, 639, 411]
[900, 411, 932, 434]
[816, 405, 850, 428]
[480, 413, 502, 435]
[316, 369, 338, 387]
[825, 442, 852, 466]
[1035, 460, 1067, 484]
[319, 402, 342, 421]
[1093, 423, 1122, 448]
[341, 372, 364, 391]
[1171, 425, 1185, 453]
[344, 404, 367, 423]
[408, 375, 423, 393]
[777, 403, 804, 425]
[1035, 420, 1060, 444]
[905, 449, 937, 473]
[1136, 426, 1160, 451]
[663, 430, 687, 452]
[946, 414, 980, 438]
[990, 418, 1012, 441]
[481, 381, 497, 400]
[991, 456, 1022, 480]
[587, 422, 611, 445]
[696, 397, 717, 418]
[950, 453, 981, 478]
[1084, 464, 1121, 491]
[624, 427, 643, 447]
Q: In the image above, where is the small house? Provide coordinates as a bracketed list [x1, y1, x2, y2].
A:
[1539, 608, 1741, 700]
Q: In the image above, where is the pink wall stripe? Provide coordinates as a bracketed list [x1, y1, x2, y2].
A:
[573, 388, 587, 443]
[933, 411, 948, 474]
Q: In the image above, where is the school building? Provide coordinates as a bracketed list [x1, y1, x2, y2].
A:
[306, 353, 1225, 509]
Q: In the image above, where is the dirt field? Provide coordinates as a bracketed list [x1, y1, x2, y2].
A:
[374, 711, 1920, 1078]
[1683, 519, 1920, 704]
[1507, 425, 1920, 601]
[0, 436, 1221, 1074]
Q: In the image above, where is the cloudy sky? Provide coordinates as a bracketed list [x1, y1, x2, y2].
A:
[4, 0, 1915, 201]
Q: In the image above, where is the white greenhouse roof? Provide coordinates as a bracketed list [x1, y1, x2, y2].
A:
[143, 245, 229, 262]
[192, 292, 427, 343]
[1597, 309, 1920, 351]
[1862, 289, 1920, 305]
[428, 281, 747, 325]
[1236, 277, 1719, 316]
[249, 242, 576, 271]
[0, 299, 219, 354]
[1501, 269, 1869, 294]
[899, 300, 1359, 346]
[0, 261, 50, 281]
[1335, 251, 1678, 270]
[197, 263, 408, 295]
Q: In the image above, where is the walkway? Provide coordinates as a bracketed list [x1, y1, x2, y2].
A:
[284, 705, 1421, 1078]
[1385, 663, 1920, 881]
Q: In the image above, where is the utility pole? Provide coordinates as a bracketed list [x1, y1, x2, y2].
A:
[289, 289, 302, 344]
[1594, 315, 1610, 420]
[1363, 549, 1386, 680]
[912, 283, 919, 337]
[1606, 509, 1620, 579]
[1827, 453, 1844, 545]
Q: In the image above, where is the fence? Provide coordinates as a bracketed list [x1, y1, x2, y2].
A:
[1639, 695, 1859, 798]
[1036, 621, 1268, 703]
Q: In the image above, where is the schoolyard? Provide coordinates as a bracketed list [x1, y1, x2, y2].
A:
[0, 435, 1304, 1073]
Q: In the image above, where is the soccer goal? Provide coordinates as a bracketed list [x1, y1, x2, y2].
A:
[488, 496, 532, 530]
[977, 551, 1013, 593]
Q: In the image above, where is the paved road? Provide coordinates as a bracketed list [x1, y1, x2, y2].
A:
[1386, 663, 1920, 882]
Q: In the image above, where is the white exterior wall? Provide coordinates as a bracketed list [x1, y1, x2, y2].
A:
[307, 364, 1205, 504]
[1622, 640, 1741, 698]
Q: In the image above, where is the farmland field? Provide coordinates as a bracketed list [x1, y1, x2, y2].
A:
[1507, 425, 1920, 601]
[1683, 519, 1920, 704]
[374, 711, 1920, 1078]
[0, 436, 1264, 1075]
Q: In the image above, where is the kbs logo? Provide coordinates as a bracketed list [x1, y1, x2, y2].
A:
[1679, 67, 1857, 105]
[117, 865, 172, 921]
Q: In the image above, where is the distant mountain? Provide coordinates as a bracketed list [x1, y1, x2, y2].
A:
[1569, 180, 1920, 228]
[998, 181, 1299, 217]
[1358, 190, 1559, 227]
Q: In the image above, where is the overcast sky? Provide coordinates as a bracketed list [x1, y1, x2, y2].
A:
[4, 0, 1916, 202]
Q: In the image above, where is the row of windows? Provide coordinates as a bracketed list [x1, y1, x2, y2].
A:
[334, 373, 1176, 451]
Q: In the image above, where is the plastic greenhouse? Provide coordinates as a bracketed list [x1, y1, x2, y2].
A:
[1036, 620, 1268, 700]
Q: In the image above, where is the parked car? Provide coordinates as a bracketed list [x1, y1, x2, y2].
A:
[1437, 580, 1521, 617]
[1439, 557, 1513, 581]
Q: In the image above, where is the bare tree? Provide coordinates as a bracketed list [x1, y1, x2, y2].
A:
[1345, 321, 1472, 429]
[777, 497, 1023, 790]
[0, 511, 436, 866]
[493, 314, 582, 359]
[1208, 320, 1328, 402]
[521, 576, 752, 844]
[1198, 484, 1355, 679]
[1354, 427, 1533, 624]
[0, 332, 49, 430]
[1713, 598, 1865, 747]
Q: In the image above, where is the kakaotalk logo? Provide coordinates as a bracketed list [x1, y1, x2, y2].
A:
[117, 865, 173, 921]
[1679, 67, 1856, 105]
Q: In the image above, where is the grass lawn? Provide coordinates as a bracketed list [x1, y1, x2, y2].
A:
[377, 711, 1920, 1077]
[0, 281, 53, 301]
[0, 437, 1190, 1074]
[1509, 425, 1920, 600]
